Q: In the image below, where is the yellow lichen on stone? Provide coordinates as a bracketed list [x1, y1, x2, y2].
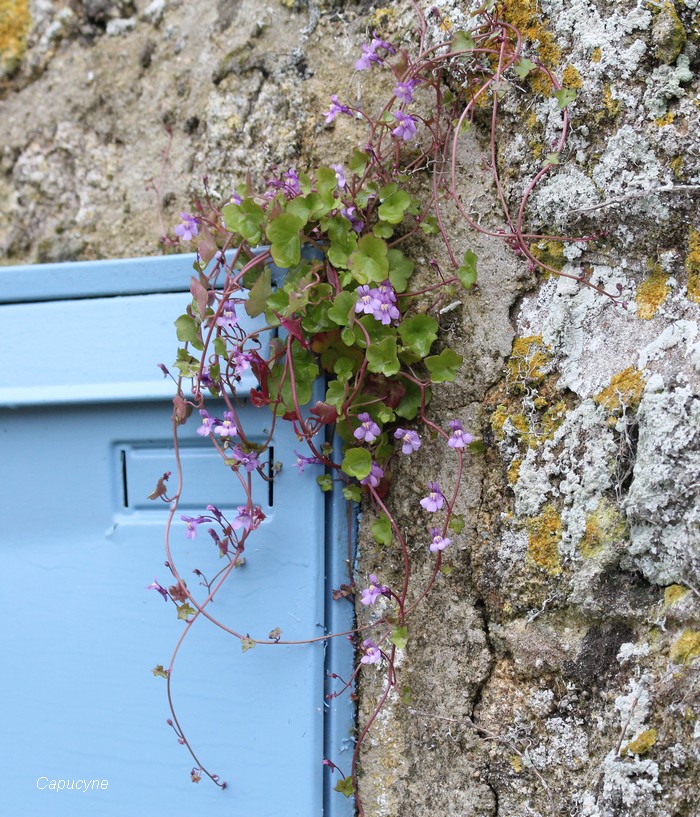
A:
[529, 239, 566, 272]
[670, 155, 685, 178]
[526, 505, 562, 574]
[685, 228, 700, 304]
[579, 500, 628, 558]
[0, 0, 31, 78]
[664, 584, 689, 606]
[502, 0, 561, 94]
[653, 1, 687, 64]
[562, 65, 582, 89]
[670, 630, 700, 664]
[591, 47, 602, 63]
[636, 262, 670, 319]
[655, 111, 675, 127]
[623, 728, 658, 756]
[602, 85, 621, 117]
[371, 7, 397, 29]
[594, 367, 646, 414]
[541, 400, 567, 438]
[506, 335, 552, 394]
[507, 458, 522, 485]
[510, 755, 523, 773]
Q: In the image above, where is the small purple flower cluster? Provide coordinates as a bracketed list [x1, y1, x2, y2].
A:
[354, 280, 400, 325]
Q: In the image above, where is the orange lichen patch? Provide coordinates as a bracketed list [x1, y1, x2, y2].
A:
[670, 630, 700, 664]
[686, 228, 700, 304]
[562, 65, 582, 89]
[526, 505, 562, 574]
[541, 400, 567, 438]
[0, 0, 30, 76]
[506, 335, 552, 393]
[636, 262, 670, 319]
[623, 729, 658, 756]
[591, 47, 602, 63]
[593, 367, 646, 414]
[579, 500, 628, 558]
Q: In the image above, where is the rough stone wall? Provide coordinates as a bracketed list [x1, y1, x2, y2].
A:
[2, 2, 698, 816]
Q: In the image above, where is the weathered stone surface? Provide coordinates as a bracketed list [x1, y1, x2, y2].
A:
[2, 1, 698, 816]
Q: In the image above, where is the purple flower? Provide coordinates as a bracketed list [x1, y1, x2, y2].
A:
[331, 163, 347, 189]
[448, 419, 473, 449]
[174, 212, 199, 241]
[181, 515, 207, 539]
[294, 450, 323, 474]
[147, 578, 168, 602]
[231, 446, 261, 472]
[267, 168, 302, 199]
[230, 192, 242, 205]
[394, 428, 421, 454]
[394, 79, 417, 104]
[216, 300, 238, 329]
[420, 482, 445, 512]
[372, 287, 401, 325]
[355, 284, 380, 315]
[360, 638, 382, 664]
[200, 367, 215, 389]
[324, 95, 351, 123]
[354, 412, 381, 443]
[355, 35, 395, 70]
[360, 574, 390, 606]
[376, 280, 397, 303]
[231, 349, 253, 377]
[206, 504, 223, 522]
[391, 111, 417, 142]
[341, 205, 364, 233]
[213, 411, 237, 437]
[197, 409, 214, 437]
[429, 527, 451, 553]
[360, 462, 384, 488]
[232, 505, 265, 531]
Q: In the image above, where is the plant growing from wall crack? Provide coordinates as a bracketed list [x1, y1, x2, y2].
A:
[148, 2, 610, 811]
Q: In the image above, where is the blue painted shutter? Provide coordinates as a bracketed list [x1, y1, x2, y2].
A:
[0, 256, 354, 817]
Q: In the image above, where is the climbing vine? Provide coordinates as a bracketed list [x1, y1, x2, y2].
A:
[148, 1, 607, 810]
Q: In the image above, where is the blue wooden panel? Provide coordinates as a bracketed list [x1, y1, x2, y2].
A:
[0, 256, 355, 817]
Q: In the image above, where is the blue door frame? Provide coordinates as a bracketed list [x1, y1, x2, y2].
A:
[0, 255, 355, 817]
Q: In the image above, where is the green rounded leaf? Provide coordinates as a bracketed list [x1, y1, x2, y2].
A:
[371, 513, 392, 546]
[398, 314, 439, 358]
[267, 213, 304, 268]
[328, 291, 358, 326]
[456, 250, 477, 289]
[378, 185, 412, 224]
[425, 348, 463, 382]
[341, 447, 372, 480]
[366, 335, 400, 377]
[348, 235, 389, 284]
[387, 249, 414, 292]
[222, 199, 265, 245]
[390, 625, 408, 649]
